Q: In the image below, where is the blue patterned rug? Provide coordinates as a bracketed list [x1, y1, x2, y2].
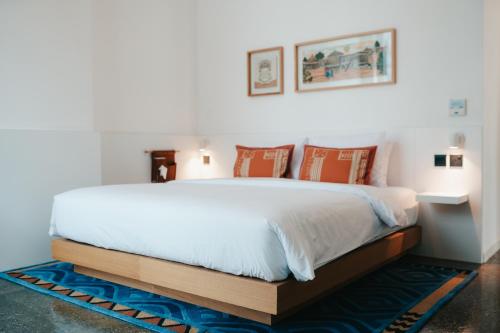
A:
[1, 261, 476, 333]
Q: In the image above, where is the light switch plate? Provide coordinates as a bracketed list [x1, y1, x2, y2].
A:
[449, 99, 467, 117]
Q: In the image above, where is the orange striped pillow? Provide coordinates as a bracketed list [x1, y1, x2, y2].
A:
[234, 145, 294, 178]
[299, 145, 377, 184]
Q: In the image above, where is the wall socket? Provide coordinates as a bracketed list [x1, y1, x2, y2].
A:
[434, 154, 447, 167]
[449, 99, 467, 117]
[450, 154, 463, 167]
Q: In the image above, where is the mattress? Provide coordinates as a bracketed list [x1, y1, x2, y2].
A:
[49, 178, 418, 282]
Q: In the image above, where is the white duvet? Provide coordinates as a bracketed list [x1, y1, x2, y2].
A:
[49, 178, 417, 282]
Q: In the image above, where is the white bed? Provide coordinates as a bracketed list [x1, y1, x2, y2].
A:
[49, 178, 418, 282]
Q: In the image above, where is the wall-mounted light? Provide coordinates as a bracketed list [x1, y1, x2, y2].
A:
[199, 139, 210, 165]
[449, 132, 465, 149]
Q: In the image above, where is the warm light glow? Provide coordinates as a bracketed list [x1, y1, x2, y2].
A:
[198, 139, 211, 167]
[449, 132, 465, 149]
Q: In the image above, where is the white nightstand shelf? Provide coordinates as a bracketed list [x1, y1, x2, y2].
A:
[416, 192, 469, 205]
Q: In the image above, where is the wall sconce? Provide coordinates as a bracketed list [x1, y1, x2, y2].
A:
[199, 139, 210, 165]
[449, 132, 465, 149]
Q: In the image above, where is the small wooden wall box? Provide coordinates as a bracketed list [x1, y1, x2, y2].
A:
[149, 150, 176, 183]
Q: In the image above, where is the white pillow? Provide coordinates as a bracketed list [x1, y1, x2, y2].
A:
[370, 141, 393, 187]
[290, 137, 309, 179]
[308, 133, 393, 187]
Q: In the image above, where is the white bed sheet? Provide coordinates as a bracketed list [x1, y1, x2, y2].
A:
[49, 178, 417, 282]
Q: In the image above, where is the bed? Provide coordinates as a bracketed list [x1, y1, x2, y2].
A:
[50, 178, 421, 324]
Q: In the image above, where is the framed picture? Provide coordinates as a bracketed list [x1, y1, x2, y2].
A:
[295, 29, 396, 92]
[247, 47, 283, 96]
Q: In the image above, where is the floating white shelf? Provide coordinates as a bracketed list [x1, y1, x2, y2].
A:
[416, 192, 469, 205]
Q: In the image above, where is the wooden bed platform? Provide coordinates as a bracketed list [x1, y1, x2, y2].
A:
[52, 225, 421, 325]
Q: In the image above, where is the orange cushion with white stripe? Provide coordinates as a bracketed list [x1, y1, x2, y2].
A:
[299, 145, 377, 184]
[234, 145, 294, 178]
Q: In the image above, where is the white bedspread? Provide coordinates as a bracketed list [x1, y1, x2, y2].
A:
[49, 178, 417, 282]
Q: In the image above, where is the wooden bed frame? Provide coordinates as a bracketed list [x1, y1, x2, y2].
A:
[52, 225, 421, 325]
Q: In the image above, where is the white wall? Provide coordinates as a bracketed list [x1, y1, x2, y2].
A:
[0, 0, 101, 270]
[0, 0, 94, 131]
[92, 0, 199, 184]
[100, 133, 200, 185]
[195, 0, 487, 262]
[93, 0, 196, 134]
[482, 0, 500, 260]
[413, 127, 482, 262]
[0, 131, 101, 271]
[196, 0, 483, 135]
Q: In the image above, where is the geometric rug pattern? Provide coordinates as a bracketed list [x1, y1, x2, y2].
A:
[0, 261, 476, 333]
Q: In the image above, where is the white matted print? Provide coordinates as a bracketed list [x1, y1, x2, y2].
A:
[247, 47, 283, 96]
[295, 29, 396, 92]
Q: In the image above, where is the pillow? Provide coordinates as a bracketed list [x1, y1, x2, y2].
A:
[309, 133, 392, 186]
[289, 137, 308, 179]
[234, 145, 294, 178]
[370, 141, 393, 187]
[299, 145, 377, 184]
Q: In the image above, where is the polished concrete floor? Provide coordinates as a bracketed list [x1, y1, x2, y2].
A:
[0, 251, 499, 333]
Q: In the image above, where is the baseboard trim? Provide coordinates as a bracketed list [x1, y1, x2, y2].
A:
[483, 239, 500, 263]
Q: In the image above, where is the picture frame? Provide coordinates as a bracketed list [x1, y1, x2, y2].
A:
[295, 29, 396, 92]
[247, 46, 284, 96]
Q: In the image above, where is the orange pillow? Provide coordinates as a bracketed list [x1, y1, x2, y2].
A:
[299, 145, 377, 184]
[234, 145, 295, 178]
